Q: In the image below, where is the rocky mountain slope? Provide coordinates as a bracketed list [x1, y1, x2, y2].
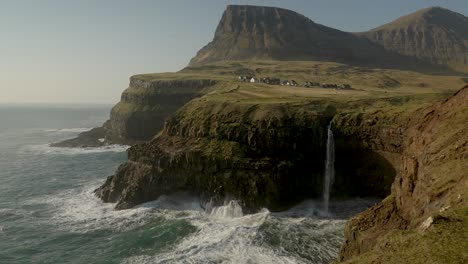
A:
[189, 5, 426, 70]
[359, 7, 468, 71]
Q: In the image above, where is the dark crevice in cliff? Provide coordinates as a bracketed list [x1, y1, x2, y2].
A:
[332, 134, 397, 198]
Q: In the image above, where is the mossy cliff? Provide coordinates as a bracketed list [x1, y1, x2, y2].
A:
[338, 86, 468, 263]
[95, 99, 335, 211]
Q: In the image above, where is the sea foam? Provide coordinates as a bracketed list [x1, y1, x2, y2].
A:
[21, 144, 129, 156]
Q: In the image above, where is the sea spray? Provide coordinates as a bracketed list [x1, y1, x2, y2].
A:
[209, 200, 244, 219]
[323, 121, 335, 213]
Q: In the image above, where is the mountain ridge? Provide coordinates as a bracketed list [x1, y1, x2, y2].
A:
[358, 6, 468, 69]
[190, 5, 468, 73]
[189, 5, 424, 70]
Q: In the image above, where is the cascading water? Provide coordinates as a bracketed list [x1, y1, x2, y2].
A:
[323, 121, 335, 213]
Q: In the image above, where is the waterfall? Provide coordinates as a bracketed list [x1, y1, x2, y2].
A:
[323, 121, 335, 213]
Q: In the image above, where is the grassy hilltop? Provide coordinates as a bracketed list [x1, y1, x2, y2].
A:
[130, 60, 465, 112]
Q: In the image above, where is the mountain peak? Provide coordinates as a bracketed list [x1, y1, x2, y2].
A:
[361, 6, 468, 68]
[214, 5, 313, 37]
[372, 6, 468, 30]
[189, 5, 411, 68]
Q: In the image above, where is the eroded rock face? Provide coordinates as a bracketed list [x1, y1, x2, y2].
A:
[339, 86, 468, 262]
[95, 101, 334, 212]
[95, 96, 404, 213]
[104, 78, 218, 142]
[332, 111, 407, 199]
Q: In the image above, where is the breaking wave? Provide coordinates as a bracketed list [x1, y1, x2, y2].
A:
[21, 144, 129, 155]
[44, 128, 92, 133]
[22, 183, 375, 263]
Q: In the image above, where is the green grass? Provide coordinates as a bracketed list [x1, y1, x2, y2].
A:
[126, 60, 464, 112]
[346, 207, 468, 264]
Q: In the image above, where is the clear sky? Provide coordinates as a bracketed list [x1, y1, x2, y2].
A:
[1, 0, 467, 104]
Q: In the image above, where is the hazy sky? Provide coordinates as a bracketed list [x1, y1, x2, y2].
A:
[1, 0, 467, 104]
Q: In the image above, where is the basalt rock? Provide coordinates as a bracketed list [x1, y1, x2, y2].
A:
[95, 101, 334, 212]
[95, 94, 407, 213]
[50, 126, 106, 148]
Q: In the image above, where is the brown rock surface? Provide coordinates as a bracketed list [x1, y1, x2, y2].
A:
[339, 86, 468, 263]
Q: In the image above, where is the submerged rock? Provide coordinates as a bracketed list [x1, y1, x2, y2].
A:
[50, 127, 107, 148]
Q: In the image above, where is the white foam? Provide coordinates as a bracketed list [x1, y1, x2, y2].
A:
[123, 200, 346, 264]
[208, 200, 244, 219]
[125, 208, 290, 264]
[23, 183, 372, 263]
[21, 144, 129, 155]
[44, 128, 92, 133]
[23, 186, 202, 233]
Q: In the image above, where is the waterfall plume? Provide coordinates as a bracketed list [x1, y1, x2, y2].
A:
[323, 121, 335, 213]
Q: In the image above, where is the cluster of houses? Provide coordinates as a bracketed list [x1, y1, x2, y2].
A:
[238, 76, 352, 90]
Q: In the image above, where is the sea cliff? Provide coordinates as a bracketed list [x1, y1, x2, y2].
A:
[94, 93, 406, 212]
[339, 86, 468, 263]
[52, 75, 218, 147]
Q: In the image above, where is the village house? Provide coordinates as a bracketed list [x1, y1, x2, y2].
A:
[281, 80, 298, 86]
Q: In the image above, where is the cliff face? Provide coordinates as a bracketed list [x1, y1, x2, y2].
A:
[96, 100, 332, 211]
[95, 96, 399, 212]
[332, 111, 408, 199]
[189, 5, 417, 69]
[360, 7, 468, 70]
[339, 86, 468, 263]
[52, 77, 218, 147]
[104, 77, 218, 143]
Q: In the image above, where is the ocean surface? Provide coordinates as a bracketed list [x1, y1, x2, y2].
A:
[0, 105, 378, 264]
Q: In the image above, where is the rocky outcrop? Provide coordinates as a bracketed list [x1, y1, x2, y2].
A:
[52, 77, 218, 147]
[95, 100, 334, 211]
[95, 94, 406, 212]
[104, 77, 218, 143]
[339, 86, 468, 263]
[189, 5, 429, 70]
[50, 126, 106, 148]
[359, 7, 468, 71]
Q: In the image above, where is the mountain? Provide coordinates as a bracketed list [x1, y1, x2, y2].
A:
[189, 5, 417, 69]
[359, 7, 468, 69]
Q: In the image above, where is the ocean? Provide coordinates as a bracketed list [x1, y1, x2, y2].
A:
[0, 105, 377, 264]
